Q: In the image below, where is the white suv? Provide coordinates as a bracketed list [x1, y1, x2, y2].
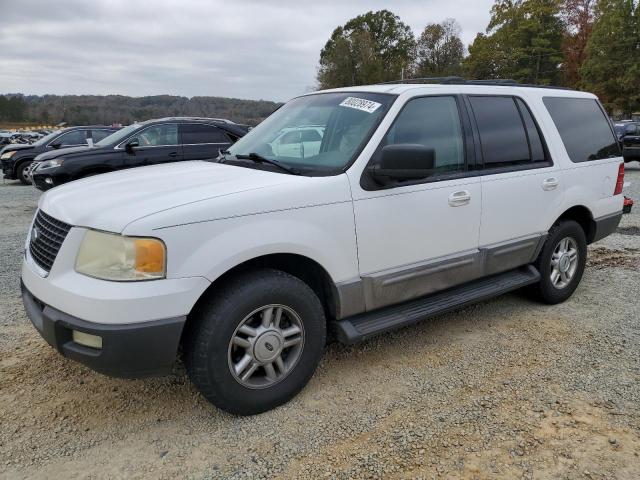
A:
[21, 81, 624, 415]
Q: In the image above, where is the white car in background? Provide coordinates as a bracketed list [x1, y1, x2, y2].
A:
[269, 125, 324, 159]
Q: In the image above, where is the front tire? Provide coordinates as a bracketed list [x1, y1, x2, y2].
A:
[17, 160, 33, 185]
[184, 269, 326, 415]
[531, 220, 587, 304]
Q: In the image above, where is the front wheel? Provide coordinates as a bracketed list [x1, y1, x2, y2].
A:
[17, 160, 33, 185]
[531, 220, 587, 304]
[184, 269, 326, 415]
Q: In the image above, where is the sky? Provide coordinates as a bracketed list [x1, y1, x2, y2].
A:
[0, 0, 494, 102]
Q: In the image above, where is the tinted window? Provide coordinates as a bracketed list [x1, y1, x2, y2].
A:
[469, 96, 530, 166]
[92, 129, 114, 142]
[55, 129, 88, 146]
[515, 98, 546, 162]
[384, 96, 465, 174]
[301, 129, 322, 142]
[134, 124, 178, 146]
[543, 97, 620, 162]
[181, 124, 229, 144]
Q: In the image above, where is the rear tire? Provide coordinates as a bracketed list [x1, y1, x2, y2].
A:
[17, 160, 33, 185]
[184, 269, 326, 415]
[531, 220, 587, 304]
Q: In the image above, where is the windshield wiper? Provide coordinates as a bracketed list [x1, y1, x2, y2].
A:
[234, 152, 301, 175]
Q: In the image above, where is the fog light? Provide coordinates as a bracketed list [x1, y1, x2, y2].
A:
[44, 177, 53, 185]
[72, 330, 103, 349]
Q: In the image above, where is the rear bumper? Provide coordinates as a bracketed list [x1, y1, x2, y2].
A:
[22, 282, 186, 378]
[591, 211, 622, 243]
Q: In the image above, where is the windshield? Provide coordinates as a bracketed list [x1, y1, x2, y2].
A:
[226, 92, 395, 175]
[33, 130, 62, 147]
[95, 123, 139, 147]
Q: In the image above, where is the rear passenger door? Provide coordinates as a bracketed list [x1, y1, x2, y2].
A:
[180, 123, 232, 161]
[468, 95, 564, 274]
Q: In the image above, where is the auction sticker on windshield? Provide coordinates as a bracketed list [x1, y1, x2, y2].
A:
[339, 97, 382, 114]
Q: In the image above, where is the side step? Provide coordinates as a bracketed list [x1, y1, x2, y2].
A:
[333, 265, 540, 344]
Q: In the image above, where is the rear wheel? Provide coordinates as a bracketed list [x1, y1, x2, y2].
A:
[184, 269, 326, 415]
[531, 220, 587, 304]
[17, 160, 33, 185]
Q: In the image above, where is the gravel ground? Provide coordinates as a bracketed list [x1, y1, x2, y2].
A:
[1, 166, 639, 480]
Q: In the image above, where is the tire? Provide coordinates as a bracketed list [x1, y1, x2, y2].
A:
[17, 160, 33, 185]
[184, 269, 326, 415]
[531, 220, 587, 304]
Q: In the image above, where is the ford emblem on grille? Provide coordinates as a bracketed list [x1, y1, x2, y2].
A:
[31, 226, 39, 243]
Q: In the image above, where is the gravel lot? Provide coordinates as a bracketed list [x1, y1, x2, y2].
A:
[1, 166, 639, 479]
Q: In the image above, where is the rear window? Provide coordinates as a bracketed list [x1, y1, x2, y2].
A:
[543, 97, 620, 162]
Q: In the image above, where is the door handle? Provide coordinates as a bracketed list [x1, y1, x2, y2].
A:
[448, 190, 471, 207]
[542, 177, 559, 191]
[168, 152, 179, 158]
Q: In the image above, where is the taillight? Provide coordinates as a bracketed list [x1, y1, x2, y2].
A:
[614, 163, 624, 195]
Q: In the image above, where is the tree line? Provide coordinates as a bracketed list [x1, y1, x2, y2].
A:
[318, 0, 640, 115]
[0, 94, 281, 126]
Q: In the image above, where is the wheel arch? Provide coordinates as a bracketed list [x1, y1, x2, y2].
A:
[552, 205, 597, 244]
[187, 252, 341, 326]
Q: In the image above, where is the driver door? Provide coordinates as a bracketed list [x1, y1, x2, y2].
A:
[350, 95, 482, 311]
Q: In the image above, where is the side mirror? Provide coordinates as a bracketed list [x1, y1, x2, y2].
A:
[369, 144, 435, 184]
[49, 141, 61, 149]
[125, 138, 139, 152]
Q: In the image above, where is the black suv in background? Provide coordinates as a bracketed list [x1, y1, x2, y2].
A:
[31, 117, 249, 191]
[1, 126, 120, 184]
[614, 121, 640, 162]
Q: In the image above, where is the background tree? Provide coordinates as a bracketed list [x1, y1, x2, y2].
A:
[317, 10, 415, 88]
[580, 0, 640, 114]
[464, 0, 564, 85]
[414, 19, 465, 77]
[560, 0, 596, 88]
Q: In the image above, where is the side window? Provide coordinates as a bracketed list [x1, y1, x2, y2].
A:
[515, 98, 546, 163]
[542, 97, 620, 162]
[181, 124, 230, 144]
[280, 131, 301, 145]
[469, 96, 530, 167]
[301, 129, 322, 142]
[135, 124, 178, 147]
[55, 130, 88, 146]
[92, 129, 114, 142]
[383, 96, 465, 174]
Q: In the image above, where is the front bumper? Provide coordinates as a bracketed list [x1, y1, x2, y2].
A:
[31, 172, 56, 191]
[2, 159, 16, 179]
[22, 282, 186, 378]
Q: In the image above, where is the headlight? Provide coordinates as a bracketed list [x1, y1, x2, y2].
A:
[75, 230, 166, 281]
[38, 158, 64, 169]
[1, 151, 16, 159]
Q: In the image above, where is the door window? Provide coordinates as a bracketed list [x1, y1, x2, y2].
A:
[382, 96, 465, 175]
[469, 96, 531, 167]
[181, 124, 230, 144]
[92, 129, 114, 142]
[542, 97, 619, 162]
[133, 124, 178, 147]
[55, 129, 88, 146]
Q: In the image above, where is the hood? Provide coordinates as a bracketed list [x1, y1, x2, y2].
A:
[2, 143, 34, 154]
[34, 145, 98, 162]
[39, 161, 299, 233]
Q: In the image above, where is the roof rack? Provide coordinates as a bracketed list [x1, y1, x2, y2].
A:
[378, 77, 573, 90]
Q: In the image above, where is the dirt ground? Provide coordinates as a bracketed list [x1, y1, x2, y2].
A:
[1, 166, 639, 479]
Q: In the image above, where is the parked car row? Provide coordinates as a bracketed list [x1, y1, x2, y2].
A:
[614, 120, 640, 163]
[0, 129, 55, 146]
[1, 117, 251, 189]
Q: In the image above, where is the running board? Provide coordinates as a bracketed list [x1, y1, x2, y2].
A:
[333, 265, 540, 345]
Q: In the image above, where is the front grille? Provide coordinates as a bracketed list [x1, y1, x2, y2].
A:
[28, 210, 72, 272]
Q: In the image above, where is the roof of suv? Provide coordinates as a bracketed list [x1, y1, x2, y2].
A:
[314, 82, 595, 99]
